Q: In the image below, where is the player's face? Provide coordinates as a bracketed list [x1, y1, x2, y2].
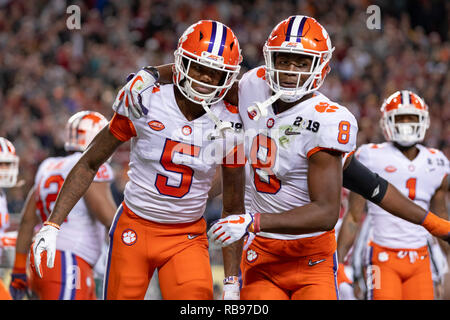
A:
[188, 61, 225, 94]
[274, 53, 313, 88]
[0, 162, 11, 170]
[394, 114, 420, 123]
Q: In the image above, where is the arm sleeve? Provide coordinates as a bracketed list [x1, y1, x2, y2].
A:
[343, 155, 388, 204]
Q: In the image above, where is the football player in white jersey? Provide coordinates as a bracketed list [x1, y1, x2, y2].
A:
[31, 20, 246, 300]
[337, 90, 449, 300]
[9, 111, 117, 300]
[0, 137, 19, 300]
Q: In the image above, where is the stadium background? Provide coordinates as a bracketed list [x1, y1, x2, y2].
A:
[0, 0, 448, 299]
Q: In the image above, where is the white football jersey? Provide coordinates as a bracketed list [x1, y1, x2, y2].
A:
[114, 84, 243, 224]
[34, 152, 114, 266]
[0, 189, 9, 234]
[239, 67, 358, 240]
[356, 142, 449, 249]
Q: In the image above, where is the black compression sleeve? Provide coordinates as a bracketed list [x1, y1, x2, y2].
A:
[343, 155, 388, 204]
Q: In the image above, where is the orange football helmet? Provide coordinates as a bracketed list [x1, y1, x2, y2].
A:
[263, 15, 334, 102]
[65, 111, 108, 152]
[173, 20, 242, 105]
[0, 137, 19, 188]
[380, 90, 430, 146]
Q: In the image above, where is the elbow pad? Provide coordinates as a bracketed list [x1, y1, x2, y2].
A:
[343, 156, 388, 204]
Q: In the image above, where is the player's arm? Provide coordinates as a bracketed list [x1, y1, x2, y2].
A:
[10, 186, 40, 299]
[259, 149, 343, 234]
[429, 175, 449, 252]
[47, 127, 123, 226]
[208, 166, 222, 200]
[84, 181, 117, 229]
[343, 154, 450, 242]
[219, 165, 246, 299]
[336, 191, 366, 263]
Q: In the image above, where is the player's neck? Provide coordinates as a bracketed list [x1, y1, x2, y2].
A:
[272, 92, 314, 115]
[174, 86, 206, 121]
[393, 142, 420, 161]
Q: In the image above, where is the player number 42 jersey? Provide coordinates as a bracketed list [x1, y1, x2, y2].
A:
[34, 152, 114, 266]
[239, 67, 358, 240]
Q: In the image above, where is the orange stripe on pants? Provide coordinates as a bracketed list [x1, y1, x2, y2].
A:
[367, 241, 434, 300]
[240, 230, 339, 300]
[104, 202, 213, 300]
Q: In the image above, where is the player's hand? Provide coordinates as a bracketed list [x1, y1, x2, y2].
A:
[208, 213, 254, 247]
[421, 212, 450, 244]
[9, 271, 28, 300]
[222, 276, 240, 300]
[32, 223, 60, 278]
[112, 66, 160, 119]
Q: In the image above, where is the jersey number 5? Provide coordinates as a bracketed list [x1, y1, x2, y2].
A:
[155, 138, 200, 198]
[250, 134, 281, 194]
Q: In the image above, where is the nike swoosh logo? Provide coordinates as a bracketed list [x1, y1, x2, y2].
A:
[187, 234, 199, 240]
[285, 128, 301, 135]
[34, 238, 45, 254]
[308, 258, 326, 266]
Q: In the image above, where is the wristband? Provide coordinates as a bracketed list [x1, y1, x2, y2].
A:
[421, 211, 450, 237]
[223, 276, 239, 285]
[252, 213, 261, 233]
[43, 221, 60, 230]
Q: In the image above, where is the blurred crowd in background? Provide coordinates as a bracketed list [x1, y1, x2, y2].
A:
[0, 0, 449, 216]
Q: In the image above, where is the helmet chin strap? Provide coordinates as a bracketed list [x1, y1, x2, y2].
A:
[247, 91, 283, 121]
[200, 101, 233, 138]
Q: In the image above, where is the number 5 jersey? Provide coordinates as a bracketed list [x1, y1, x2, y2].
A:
[109, 84, 244, 224]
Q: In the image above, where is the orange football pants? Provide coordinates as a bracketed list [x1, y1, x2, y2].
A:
[240, 230, 339, 300]
[29, 249, 96, 300]
[367, 241, 434, 300]
[104, 202, 213, 300]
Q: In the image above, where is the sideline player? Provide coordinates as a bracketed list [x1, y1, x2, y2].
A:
[0, 137, 19, 300]
[9, 111, 117, 300]
[337, 91, 449, 299]
[31, 20, 246, 300]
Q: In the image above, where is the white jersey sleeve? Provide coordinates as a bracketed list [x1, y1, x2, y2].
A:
[302, 102, 358, 158]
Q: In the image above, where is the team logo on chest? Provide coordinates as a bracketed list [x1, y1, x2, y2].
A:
[121, 229, 137, 246]
[408, 164, 415, 172]
[182, 125, 192, 136]
[246, 249, 258, 263]
[267, 118, 275, 128]
[384, 165, 397, 173]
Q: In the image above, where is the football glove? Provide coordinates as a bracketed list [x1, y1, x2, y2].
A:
[208, 213, 254, 247]
[112, 66, 160, 119]
[32, 222, 60, 278]
[222, 276, 240, 300]
[9, 272, 28, 300]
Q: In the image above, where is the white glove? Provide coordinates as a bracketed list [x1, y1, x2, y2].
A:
[112, 66, 159, 119]
[222, 276, 240, 300]
[208, 213, 254, 247]
[32, 224, 59, 278]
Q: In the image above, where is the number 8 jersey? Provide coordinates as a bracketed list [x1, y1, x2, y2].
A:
[109, 84, 243, 224]
[239, 67, 358, 240]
